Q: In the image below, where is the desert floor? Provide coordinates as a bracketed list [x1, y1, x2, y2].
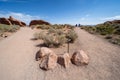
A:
[0, 27, 120, 80]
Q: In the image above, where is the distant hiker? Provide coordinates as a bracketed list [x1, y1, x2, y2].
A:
[78, 24, 81, 27]
[75, 24, 77, 27]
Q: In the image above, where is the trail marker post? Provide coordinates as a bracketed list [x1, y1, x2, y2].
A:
[67, 38, 71, 53]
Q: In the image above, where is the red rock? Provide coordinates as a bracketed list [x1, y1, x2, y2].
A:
[29, 20, 50, 26]
[8, 16, 26, 27]
[0, 18, 12, 25]
[71, 50, 89, 66]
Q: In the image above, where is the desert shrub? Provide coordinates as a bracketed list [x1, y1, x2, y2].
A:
[66, 30, 78, 43]
[56, 29, 64, 35]
[34, 31, 45, 40]
[43, 34, 66, 48]
[48, 28, 56, 33]
[48, 27, 64, 35]
[35, 24, 50, 30]
[113, 24, 120, 35]
[34, 24, 77, 47]
[0, 24, 20, 32]
[109, 38, 120, 45]
[96, 24, 115, 35]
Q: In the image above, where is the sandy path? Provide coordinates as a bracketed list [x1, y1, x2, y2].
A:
[74, 27, 120, 80]
[0, 27, 45, 80]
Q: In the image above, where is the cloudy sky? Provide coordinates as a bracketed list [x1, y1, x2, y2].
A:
[0, 0, 120, 25]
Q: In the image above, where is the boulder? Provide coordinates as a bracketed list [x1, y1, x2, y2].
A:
[57, 53, 70, 68]
[39, 47, 53, 58]
[71, 50, 89, 66]
[29, 20, 50, 26]
[0, 18, 12, 25]
[40, 52, 58, 70]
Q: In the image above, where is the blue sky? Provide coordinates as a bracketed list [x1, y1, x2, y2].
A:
[0, 0, 120, 25]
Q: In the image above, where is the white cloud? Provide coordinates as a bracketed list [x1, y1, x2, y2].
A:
[0, 12, 41, 24]
[100, 15, 120, 21]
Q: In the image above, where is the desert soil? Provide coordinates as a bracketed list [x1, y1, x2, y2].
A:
[0, 27, 120, 80]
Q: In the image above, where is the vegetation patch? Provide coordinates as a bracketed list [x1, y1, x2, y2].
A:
[80, 22, 120, 46]
[34, 24, 77, 48]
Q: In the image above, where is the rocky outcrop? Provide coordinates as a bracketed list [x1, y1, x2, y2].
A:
[40, 51, 58, 70]
[57, 53, 70, 68]
[8, 16, 26, 26]
[71, 50, 89, 66]
[0, 16, 26, 27]
[0, 18, 12, 25]
[104, 20, 120, 24]
[29, 20, 50, 26]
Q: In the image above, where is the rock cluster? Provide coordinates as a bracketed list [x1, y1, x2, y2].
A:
[36, 47, 89, 71]
[29, 20, 50, 26]
[0, 16, 26, 26]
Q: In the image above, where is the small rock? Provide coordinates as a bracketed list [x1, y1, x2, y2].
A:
[57, 53, 70, 68]
[40, 52, 58, 70]
[1, 34, 8, 38]
[71, 50, 89, 66]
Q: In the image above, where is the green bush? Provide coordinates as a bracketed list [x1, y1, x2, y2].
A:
[96, 24, 115, 35]
[34, 24, 77, 47]
[66, 30, 78, 43]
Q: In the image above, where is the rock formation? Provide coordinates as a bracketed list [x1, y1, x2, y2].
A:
[8, 16, 26, 26]
[29, 20, 50, 26]
[0, 16, 26, 27]
[0, 18, 12, 25]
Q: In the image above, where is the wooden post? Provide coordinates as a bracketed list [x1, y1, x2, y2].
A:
[67, 38, 71, 53]
[67, 42, 69, 53]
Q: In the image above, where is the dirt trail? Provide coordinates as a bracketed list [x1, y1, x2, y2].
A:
[0, 27, 120, 80]
[0, 27, 45, 80]
[74, 27, 120, 80]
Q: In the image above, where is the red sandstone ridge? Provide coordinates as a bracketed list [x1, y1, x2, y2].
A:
[0, 18, 12, 25]
[8, 16, 26, 27]
[0, 16, 26, 27]
[29, 20, 50, 26]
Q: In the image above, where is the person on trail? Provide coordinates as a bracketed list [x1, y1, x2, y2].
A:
[78, 24, 81, 27]
[75, 24, 77, 27]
